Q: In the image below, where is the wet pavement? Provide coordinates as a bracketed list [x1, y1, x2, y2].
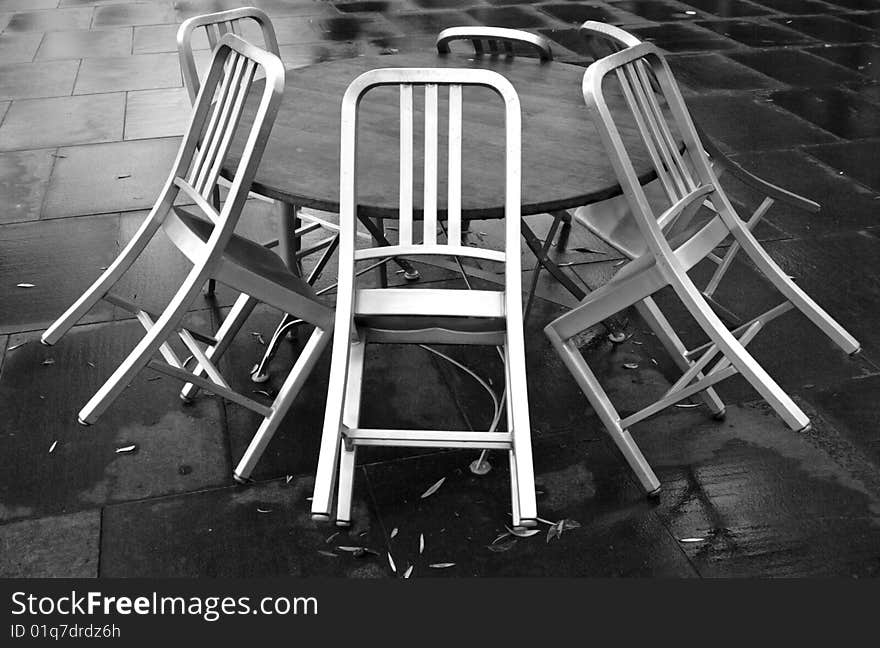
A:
[1, 0, 879, 578]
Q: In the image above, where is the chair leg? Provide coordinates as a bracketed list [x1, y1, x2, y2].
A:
[233, 326, 329, 482]
[635, 297, 726, 419]
[727, 222, 860, 355]
[504, 336, 537, 527]
[78, 266, 209, 424]
[181, 293, 258, 401]
[548, 329, 661, 495]
[312, 328, 360, 521]
[668, 269, 810, 431]
[335, 335, 366, 526]
[42, 211, 166, 346]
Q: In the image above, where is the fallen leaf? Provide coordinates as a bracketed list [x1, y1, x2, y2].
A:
[680, 537, 706, 543]
[420, 477, 446, 499]
[256, 508, 271, 514]
[506, 525, 540, 538]
[403, 565, 414, 578]
[252, 390, 273, 398]
[49, 441, 58, 454]
[561, 519, 581, 531]
[491, 532, 512, 545]
[317, 550, 338, 558]
[675, 403, 701, 409]
[623, 363, 639, 370]
[487, 538, 518, 553]
[115, 445, 137, 454]
[250, 331, 267, 345]
[388, 552, 397, 574]
[336, 546, 365, 553]
[41, 358, 56, 365]
[429, 562, 455, 569]
[325, 532, 340, 544]
[419, 533, 425, 554]
[87, 361, 95, 368]
[285, 475, 293, 484]
[7, 342, 27, 352]
[546, 520, 564, 543]
[390, 527, 398, 539]
[16, 283, 35, 288]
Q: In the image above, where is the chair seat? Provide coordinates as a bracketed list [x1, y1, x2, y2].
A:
[355, 314, 505, 333]
[165, 207, 331, 327]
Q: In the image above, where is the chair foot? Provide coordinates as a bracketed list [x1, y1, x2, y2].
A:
[311, 513, 331, 523]
[251, 371, 270, 384]
[469, 458, 492, 475]
[335, 519, 351, 528]
[40, 338, 53, 347]
[403, 269, 420, 281]
[232, 472, 253, 485]
[849, 346, 862, 357]
[646, 486, 662, 498]
[797, 422, 812, 434]
[711, 407, 726, 421]
[516, 518, 538, 529]
[607, 330, 627, 344]
[179, 394, 194, 405]
[77, 417, 91, 427]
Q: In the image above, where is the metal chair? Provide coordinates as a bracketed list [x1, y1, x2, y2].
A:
[178, 7, 341, 383]
[545, 43, 859, 495]
[41, 35, 334, 483]
[311, 67, 537, 529]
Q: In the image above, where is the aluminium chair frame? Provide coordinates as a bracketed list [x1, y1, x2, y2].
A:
[177, 7, 343, 384]
[311, 67, 537, 529]
[42, 34, 334, 482]
[545, 43, 859, 495]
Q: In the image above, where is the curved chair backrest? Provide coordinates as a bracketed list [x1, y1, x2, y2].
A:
[579, 20, 640, 59]
[170, 33, 284, 243]
[436, 26, 553, 61]
[177, 6, 280, 104]
[582, 42, 729, 261]
[335, 66, 523, 319]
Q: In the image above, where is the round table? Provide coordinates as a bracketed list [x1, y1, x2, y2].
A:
[232, 51, 652, 220]
[232, 50, 648, 378]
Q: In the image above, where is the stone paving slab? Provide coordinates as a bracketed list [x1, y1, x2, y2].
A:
[42, 137, 181, 217]
[0, 93, 125, 151]
[100, 476, 388, 577]
[0, 319, 231, 524]
[0, 509, 101, 578]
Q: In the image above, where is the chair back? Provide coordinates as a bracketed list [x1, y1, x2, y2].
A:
[579, 20, 640, 59]
[436, 26, 553, 61]
[167, 34, 284, 252]
[177, 7, 279, 104]
[337, 67, 523, 319]
[582, 43, 733, 260]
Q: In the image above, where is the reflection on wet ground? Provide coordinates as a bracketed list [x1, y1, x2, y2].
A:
[1, 0, 880, 578]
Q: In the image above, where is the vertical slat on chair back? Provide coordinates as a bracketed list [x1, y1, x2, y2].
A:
[177, 7, 279, 104]
[582, 43, 717, 249]
[171, 34, 283, 234]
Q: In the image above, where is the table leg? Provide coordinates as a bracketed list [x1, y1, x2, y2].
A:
[251, 201, 304, 383]
[520, 220, 626, 339]
[358, 214, 420, 281]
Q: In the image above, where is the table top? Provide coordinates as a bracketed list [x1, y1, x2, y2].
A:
[232, 51, 655, 220]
